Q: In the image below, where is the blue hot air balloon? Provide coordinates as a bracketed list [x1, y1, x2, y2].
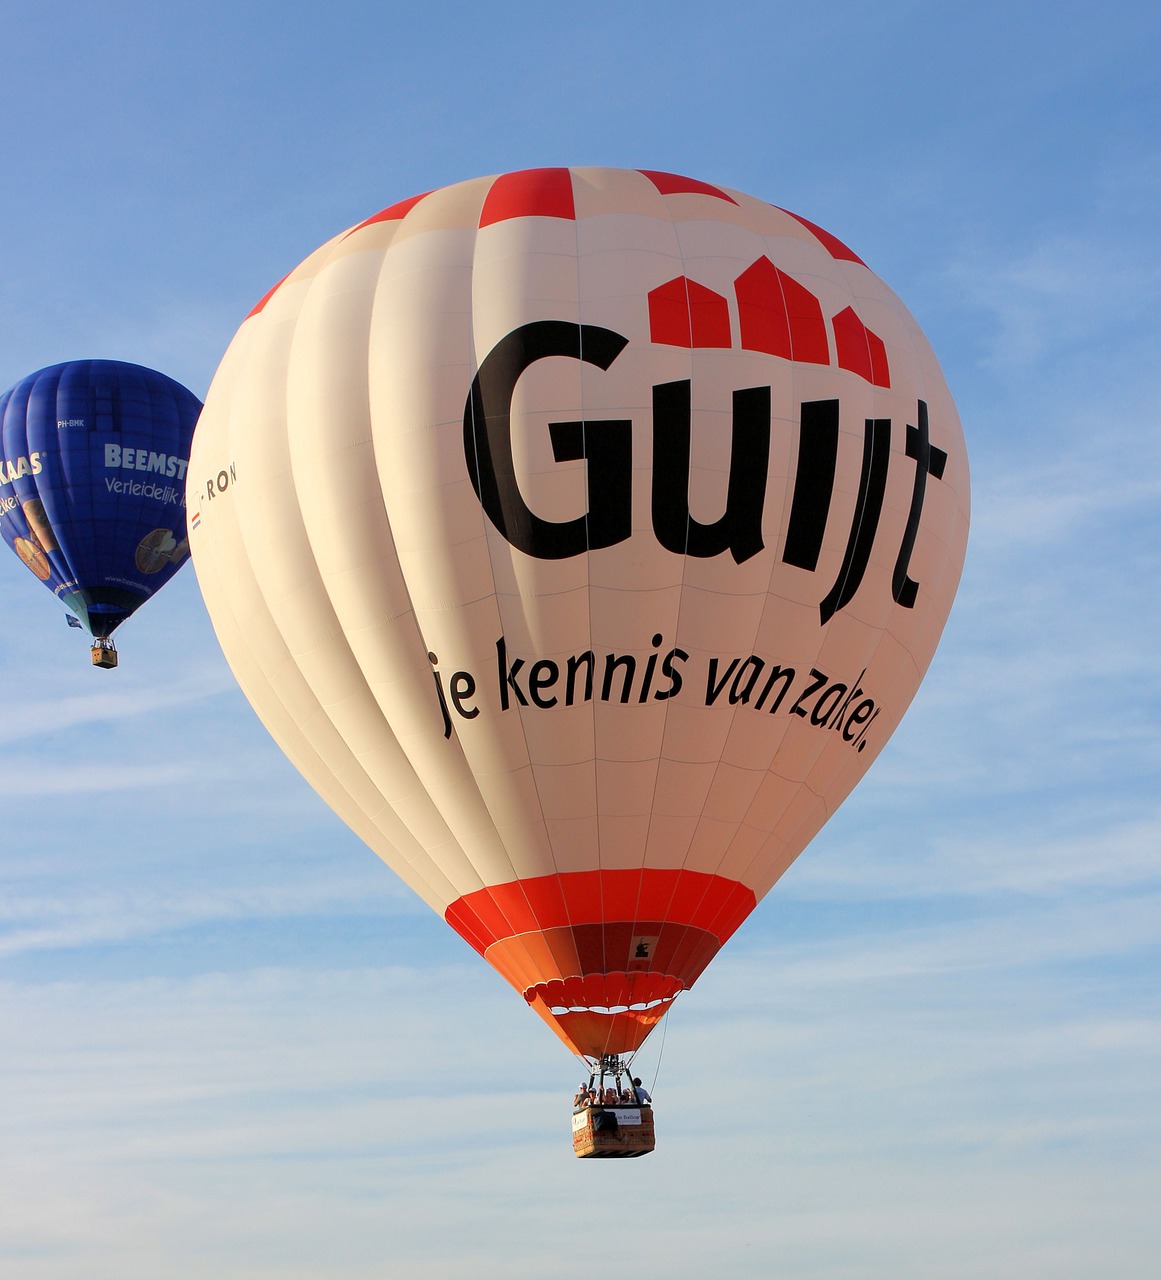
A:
[0, 360, 202, 667]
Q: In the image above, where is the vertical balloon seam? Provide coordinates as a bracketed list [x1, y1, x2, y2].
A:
[352, 202, 502, 904]
[298, 227, 485, 907]
[577, 169, 634, 1038]
[653, 206, 881, 990]
[54, 367, 94, 631]
[727, 258, 888, 901]
[617, 173, 694, 1034]
[189, 362, 450, 913]
[732, 299, 955, 901]
[442, 179, 573, 996]
[347, 198, 541, 926]
[80, 363, 109, 631]
[662, 220, 787, 962]
[614, 178, 705, 1056]
[728, 249, 875, 894]
[687, 209, 823, 931]
[292, 227, 475, 908]
[566, 168, 599, 1016]
[610, 195, 688, 1045]
[581, 171, 683, 1050]
[642, 205, 777, 1007]
[221, 291, 461, 913]
[468, 177, 586, 942]
[482, 180, 602, 1006]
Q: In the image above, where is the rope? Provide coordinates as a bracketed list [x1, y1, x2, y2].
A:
[650, 1003, 670, 1095]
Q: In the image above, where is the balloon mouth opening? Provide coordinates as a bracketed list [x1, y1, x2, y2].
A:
[549, 995, 675, 1016]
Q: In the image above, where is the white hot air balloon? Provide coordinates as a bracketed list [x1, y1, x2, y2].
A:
[189, 168, 969, 1078]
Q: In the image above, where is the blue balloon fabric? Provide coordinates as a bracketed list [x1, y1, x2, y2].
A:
[0, 360, 202, 637]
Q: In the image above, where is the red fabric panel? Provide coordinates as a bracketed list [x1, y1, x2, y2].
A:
[648, 277, 731, 348]
[688, 280, 732, 347]
[781, 270, 830, 365]
[833, 306, 891, 387]
[639, 170, 738, 204]
[443, 898, 492, 956]
[521, 874, 571, 929]
[776, 207, 866, 265]
[348, 192, 431, 234]
[648, 277, 693, 347]
[735, 257, 828, 365]
[478, 168, 575, 227]
[735, 257, 792, 359]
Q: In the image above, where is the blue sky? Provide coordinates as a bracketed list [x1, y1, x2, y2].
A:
[1, 2, 1159, 1276]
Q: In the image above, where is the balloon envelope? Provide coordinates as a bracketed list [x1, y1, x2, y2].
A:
[188, 168, 969, 1060]
[0, 360, 202, 638]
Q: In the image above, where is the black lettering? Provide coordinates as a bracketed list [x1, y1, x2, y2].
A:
[449, 671, 479, 720]
[811, 683, 846, 726]
[651, 381, 770, 564]
[602, 653, 636, 704]
[529, 659, 559, 708]
[653, 648, 687, 700]
[217, 469, 229, 492]
[566, 651, 595, 704]
[829, 669, 866, 732]
[818, 419, 891, 624]
[782, 399, 839, 571]
[496, 635, 527, 710]
[790, 668, 828, 718]
[843, 698, 876, 742]
[429, 652, 452, 740]
[729, 656, 765, 705]
[638, 633, 664, 703]
[463, 321, 631, 559]
[754, 664, 795, 713]
[892, 400, 947, 609]
[705, 657, 741, 706]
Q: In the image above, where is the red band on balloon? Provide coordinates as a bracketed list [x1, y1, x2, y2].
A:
[445, 867, 756, 956]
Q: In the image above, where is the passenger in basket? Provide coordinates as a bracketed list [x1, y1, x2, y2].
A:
[602, 1086, 618, 1106]
[632, 1077, 652, 1106]
[620, 1085, 635, 1104]
[574, 1084, 590, 1109]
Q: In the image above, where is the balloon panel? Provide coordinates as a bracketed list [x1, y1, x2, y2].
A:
[189, 168, 970, 1059]
[0, 361, 202, 636]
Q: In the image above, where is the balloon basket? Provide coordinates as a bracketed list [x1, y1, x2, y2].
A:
[91, 639, 118, 669]
[572, 1105, 655, 1158]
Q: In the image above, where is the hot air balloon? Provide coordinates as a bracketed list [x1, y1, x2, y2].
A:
[0, 360, 202, 667]
[188, 168, 969, 1152]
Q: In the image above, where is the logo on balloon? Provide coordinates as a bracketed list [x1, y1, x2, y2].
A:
[464, 318, 948, 626]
